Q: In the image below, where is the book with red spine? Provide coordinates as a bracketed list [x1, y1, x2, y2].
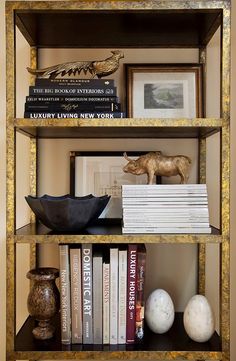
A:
[126, 244, 138, 344]
[135, 244, 146, 341]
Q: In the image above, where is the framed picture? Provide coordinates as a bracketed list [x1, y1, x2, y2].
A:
[70, 151, 159, 219]
[126, 64, 203, 118]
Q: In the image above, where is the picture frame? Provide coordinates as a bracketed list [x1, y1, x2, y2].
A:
[70, 151, 159, 220]
[126, 64, 203, 118]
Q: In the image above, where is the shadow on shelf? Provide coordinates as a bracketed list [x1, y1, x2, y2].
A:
[15, 313, 221, 352]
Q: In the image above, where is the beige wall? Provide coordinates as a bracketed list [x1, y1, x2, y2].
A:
[0, 2, 235, 361]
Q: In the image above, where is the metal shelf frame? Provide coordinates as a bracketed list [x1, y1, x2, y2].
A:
[6, 1, 230, 360]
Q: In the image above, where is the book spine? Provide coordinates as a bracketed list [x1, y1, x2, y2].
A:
[126, 244, 138, 344]
[118, 249, 127, 344]
[135, 245, 146, 341]
[70, 247, 82, 344]
[59, 245, 71, 344]
[110, 248, 118, 344]
[25, 102, 121, 112]
[103, 262, 110, 344]
[24, 112, 125, 119]
[35, 78, 115, 87]
[122, 227, 211, 234]
[122, 184, 207, 189]
[26, 96, 118, 102]
[82, 244, 93, 344]
[123, 200, 208, 205]
[29, 85, 117, 96]
[123, 222, 210, 227]
[93, 254, 103, 344]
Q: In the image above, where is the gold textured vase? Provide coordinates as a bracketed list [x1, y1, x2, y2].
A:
[27, 267, 60, 340]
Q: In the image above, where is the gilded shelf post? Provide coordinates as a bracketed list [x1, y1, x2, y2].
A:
[29, 46, 38, 270]
[220, 4, 231, 361]
[6, 1, 16, 357]
[5, 1, 230, 361]
[198, 47, 207, 296]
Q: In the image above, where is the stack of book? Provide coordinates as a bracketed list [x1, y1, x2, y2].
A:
[24, 78, 125, 119]
[59, 243, 146, 345]
[122, 184, 211, 234]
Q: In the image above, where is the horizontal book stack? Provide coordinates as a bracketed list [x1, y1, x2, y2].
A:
[24, 78, 125, 119]
[59, 243, 146, 345]
[122, 184, 211, 234]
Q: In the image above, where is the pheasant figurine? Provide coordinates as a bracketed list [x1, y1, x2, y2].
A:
[27, 50, 124, 79]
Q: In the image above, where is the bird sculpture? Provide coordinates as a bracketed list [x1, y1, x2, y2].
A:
[27, 50, 124, 79]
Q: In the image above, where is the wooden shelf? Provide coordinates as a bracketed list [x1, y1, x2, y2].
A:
[14, 5, 222, 48]
[14, 313, 221, 360]
[15, 222, 221, 244]
[15, 118, 222, 139]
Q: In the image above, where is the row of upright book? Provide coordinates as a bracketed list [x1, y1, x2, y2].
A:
[59, 244, 146, 345]
[122, 184, 211, 234]
[24, 78, 125, 119]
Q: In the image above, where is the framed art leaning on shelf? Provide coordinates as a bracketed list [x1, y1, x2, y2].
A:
[70, 151, 158, 219]
[126, 64, 203, 118]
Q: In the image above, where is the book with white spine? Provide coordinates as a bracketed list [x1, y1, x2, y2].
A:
[93, 252, 103, 344]
[82, 244, 93, 344]
[122, 184, 211, 234]
[70, 247, 82, 344]
[122, 227, 211, 234]
[103, 262, 110, 344]
[59, 245, 71, 344]
[110, 247, 118, 344]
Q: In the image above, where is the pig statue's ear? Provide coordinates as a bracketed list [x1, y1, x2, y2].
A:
[123, 152, 133, 161]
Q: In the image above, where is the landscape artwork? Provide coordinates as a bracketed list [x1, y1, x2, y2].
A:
[144, 83, 184, 109]
[126, 65, 202, 118]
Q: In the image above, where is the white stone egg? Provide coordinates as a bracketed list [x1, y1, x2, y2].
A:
[145, 289, 175, 334]
[183, 295, 215, 342]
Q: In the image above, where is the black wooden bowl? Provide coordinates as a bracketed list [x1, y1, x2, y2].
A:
[25, 194, 110, 232]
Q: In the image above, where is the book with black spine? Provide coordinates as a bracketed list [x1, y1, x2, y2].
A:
[70, 246, 82, 344]
[25, 102, 121, 112]
[59, 244, 71, 344]
[24, 111, 125, 119]
[29, 85, 117, 96]
[82, 244, 93, 344]
[35, 78, 115, 87]
[26, 95, 119, 103]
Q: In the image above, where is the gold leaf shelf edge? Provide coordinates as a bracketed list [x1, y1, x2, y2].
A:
[14, 118, 223, 128]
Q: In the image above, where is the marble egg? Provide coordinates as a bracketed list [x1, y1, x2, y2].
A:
[145, 289, 175, 334]
[183, 295, 215, 342]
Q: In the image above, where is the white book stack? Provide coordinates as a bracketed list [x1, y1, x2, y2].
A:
[122, 184, 211, 234]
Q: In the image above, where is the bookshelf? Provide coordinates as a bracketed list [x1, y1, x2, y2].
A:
[6, 1, 230, 361]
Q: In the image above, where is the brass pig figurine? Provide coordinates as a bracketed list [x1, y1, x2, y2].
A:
[123, 151, 191, 184]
